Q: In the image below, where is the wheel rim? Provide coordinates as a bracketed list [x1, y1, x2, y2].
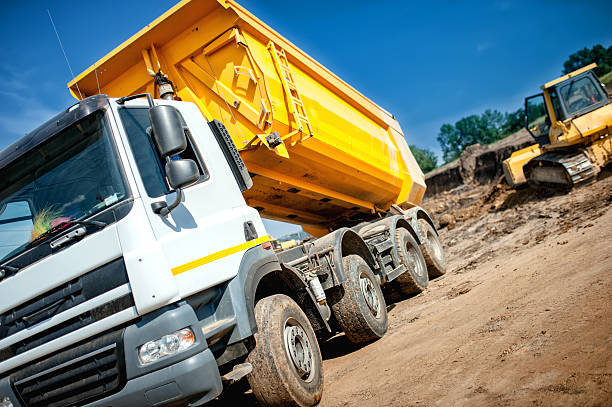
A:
[283, 317, 315, 382]
[405, 243, 426, 278]
[359, 272, 382, 318]
[426, 229, 445, 264]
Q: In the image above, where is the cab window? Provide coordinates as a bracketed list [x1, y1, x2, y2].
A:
[525, 94, 550, 139]
[560, 76, 603, 115]
[549, 89, 563, 121]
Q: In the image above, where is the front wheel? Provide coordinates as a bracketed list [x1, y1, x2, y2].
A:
[330, 254, 388, 344]
[247, 294, 323, 407]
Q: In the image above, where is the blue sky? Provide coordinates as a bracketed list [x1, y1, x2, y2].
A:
[1, 0, 611, 237]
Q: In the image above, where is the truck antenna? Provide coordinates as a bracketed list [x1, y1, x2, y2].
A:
[47, 9, 83, 99]
[94, 63, 101, 95]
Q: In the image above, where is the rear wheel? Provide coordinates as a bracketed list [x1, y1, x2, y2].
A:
[417, 219, 447, 278]
[329, 254, 388, 344]
[247, 294, 323, 407]
[391, 228, 428, 296]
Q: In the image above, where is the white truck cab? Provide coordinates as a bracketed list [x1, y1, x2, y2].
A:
[0, 94, 325, 407]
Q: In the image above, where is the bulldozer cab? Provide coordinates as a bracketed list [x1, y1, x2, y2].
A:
[525, 65, 609, 143]
[507, 64, 611, 189]
[554, 70, 608, 118]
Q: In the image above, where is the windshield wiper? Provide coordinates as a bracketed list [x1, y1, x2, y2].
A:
[0, 265, 19, 280]
[65, 220, 107, 229]
[50, 220, 108, 250]
[29, 219, 107, 247]
[0, 220, 107, 280]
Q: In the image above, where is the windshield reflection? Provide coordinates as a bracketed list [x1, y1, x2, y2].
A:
[560, 77, 603, 115]
[0, 111, 127, 263]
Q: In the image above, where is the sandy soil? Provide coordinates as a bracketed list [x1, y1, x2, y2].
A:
[214, 170, 612, 406]
[318, 170, 612, 407]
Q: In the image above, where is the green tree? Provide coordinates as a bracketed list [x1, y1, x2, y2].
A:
[437, 123, 461, 163]
[502, 107, 525, 135]
[409, 145, 438, 173]
[562, 44, 612, 77]
[437, 109, 507, 163]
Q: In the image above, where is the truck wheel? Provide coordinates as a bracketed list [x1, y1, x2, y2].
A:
[247, 294, 323, 407]
[392, 228, 429, 296]
[330, 254, 388, 344]
[417, 218, 447, 278]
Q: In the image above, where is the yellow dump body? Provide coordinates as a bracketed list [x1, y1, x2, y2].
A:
[68, 0, 425, 236]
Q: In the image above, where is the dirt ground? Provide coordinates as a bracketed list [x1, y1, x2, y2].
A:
[216, 169, 612, 407]
[318, 169, 612, 407]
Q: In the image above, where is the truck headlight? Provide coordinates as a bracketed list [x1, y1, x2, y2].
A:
[1, 397, 13, 407]
[138, 328, 195, 365]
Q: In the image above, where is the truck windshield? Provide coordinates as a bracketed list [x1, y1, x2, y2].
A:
[0, 111, 127, 263]
[560, 76, 603, 116]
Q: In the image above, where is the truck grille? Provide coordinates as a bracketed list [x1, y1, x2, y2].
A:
[12, 329, 126, 407]
[0, 258, 132, 362]
[1, 258, 128, 339]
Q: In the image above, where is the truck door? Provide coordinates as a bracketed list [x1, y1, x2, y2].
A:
[115, 101, 261, 297]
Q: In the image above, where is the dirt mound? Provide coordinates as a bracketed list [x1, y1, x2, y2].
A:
[316, 165, 612, 407]
[423, 166, 612, 273]
[425, 130, 533, 195]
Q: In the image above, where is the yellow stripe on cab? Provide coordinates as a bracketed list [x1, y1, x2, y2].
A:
[171, 235, 271, 276]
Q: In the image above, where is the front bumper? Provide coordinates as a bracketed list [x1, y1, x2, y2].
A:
[0, 349, 221, 407]
[0, 304, 224, 407]
[84, 349, 221, 407]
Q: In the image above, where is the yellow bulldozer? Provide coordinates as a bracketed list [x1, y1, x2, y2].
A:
[503, 63, 612, 189]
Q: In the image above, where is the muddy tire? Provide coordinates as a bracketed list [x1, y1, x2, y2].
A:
[330, 254, 388, 344]
[417, 219, 447, 278]
[247, 294, 323, 407]
[390, 228, 429, 297]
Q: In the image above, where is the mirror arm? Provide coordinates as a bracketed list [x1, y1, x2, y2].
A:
[151, 188, 182, 217]
[166, 188, 183, 214]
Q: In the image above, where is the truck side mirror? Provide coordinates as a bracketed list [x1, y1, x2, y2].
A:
[151, 158, 201, 217]
[166, 159, 199, 189]
[148, 104, 200, 216]
[149, 105, 187, 157]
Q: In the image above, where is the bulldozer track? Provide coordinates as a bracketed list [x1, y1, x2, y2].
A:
[525, 151, 596, 190]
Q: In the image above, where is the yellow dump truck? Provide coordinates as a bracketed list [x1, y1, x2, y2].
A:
[503, 64, 612, 189]
[0, 1, 446, 406]
[68, 0, 426, 238]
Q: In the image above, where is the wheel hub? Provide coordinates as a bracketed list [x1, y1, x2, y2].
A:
[406, 246, 425, 278]
[426, 231, 445, 264]
[359, 274, 381, 317]
[284, 322, 313, 378]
